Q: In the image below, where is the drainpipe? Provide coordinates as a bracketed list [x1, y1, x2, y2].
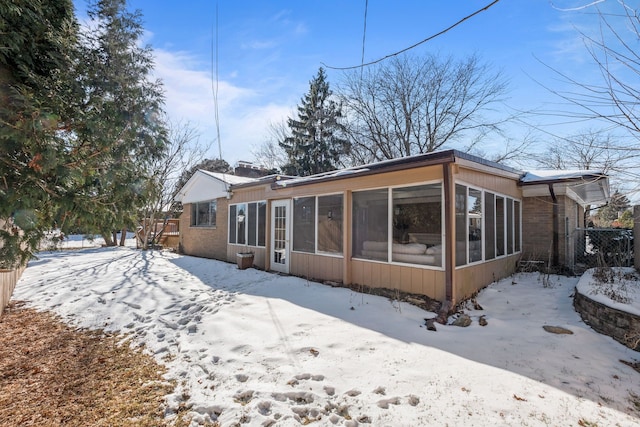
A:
[548, 183, 559, 266]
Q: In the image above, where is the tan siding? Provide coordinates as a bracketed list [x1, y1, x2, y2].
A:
[454, 255, 518, 300]
[289, 252, 342, 283]
[456, 167, 521, 198]
[411, 268, 423, 295]
[351, 259, 446, 300]
[270, 166, 444, 199]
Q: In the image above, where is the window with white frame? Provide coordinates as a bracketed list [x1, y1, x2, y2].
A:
[191, 200, 217, 227]
[229, 201, 266, 247]
[292, 194, 344, 255]
[353, 183, 442, 267]
[455, 185, 521, 266]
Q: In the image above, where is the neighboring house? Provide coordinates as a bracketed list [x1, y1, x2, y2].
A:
[175, 150, 609, 309]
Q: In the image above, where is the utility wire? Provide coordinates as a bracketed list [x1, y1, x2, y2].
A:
[324, 0, 501, 71]
[359, 0, 369, 80]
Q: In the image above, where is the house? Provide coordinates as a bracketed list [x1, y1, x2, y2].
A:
[175, 150, 609, 310]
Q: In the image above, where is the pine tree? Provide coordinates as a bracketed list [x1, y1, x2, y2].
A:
[0, 0, 79, 267]
[280, 68, 349, 176]
[69, 0, 167, 245]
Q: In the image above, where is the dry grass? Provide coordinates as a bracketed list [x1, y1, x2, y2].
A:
[0, 301, 182, 427]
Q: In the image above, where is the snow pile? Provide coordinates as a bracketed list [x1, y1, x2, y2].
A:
[15, 247, 640, 426]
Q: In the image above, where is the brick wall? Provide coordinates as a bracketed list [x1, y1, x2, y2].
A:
[522, 195, 577, 267]
[179, 198, 230, 262]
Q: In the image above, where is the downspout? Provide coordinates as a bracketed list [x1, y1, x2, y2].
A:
[437, 162, 455, 323]
[548, 183, 559, 266]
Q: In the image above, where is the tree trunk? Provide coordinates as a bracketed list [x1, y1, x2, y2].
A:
[119, 228, 127, 246]
[102, 233, 114, 247]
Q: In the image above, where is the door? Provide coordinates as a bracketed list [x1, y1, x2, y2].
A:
[271, 199, 290, 274]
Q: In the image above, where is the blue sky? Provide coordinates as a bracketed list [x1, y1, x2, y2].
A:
[71, 0, 618, 168]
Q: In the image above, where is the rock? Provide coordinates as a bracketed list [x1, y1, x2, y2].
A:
[452, 313, 472, 327]
[479, 315, 488, 326]
[424, 318, 437, 331]
[542, 325, 573, 334]
[472, 298, 483, 311]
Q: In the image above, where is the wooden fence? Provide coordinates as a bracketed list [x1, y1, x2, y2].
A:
[0, 266, 25, 316]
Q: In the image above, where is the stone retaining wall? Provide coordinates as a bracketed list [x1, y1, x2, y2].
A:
[574, 289, 640, 351]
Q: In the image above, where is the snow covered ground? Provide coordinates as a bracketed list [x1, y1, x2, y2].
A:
[13, 245, 640, 426]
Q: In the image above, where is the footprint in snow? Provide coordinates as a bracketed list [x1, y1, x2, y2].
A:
[377, 397, 401, 409]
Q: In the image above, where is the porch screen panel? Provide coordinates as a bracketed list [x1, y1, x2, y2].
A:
[506, 198, 514, 254]
[392, 184, 442, 266]
[496, 196, 505, 256]
[455, 185, 467, 266]
[468, 188, 482, 263]
[317, 194, 343, 254]
[236, 203, 247, 245]
[257, 201, 266, 247]
[484, 192, 496, 260]
[293, 197, 315, 253]
[514, 200, 521, 252]
[247, 202, 257, 246]
[229, 205, 237, 244]
[352, 189, 388, 261]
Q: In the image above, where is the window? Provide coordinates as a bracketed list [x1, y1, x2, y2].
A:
[229, 201, 266, 247]
[191, 200, 217, 227]
[514, 200, 521, 252]
[293, 197, 316, 253]
[248, 202, 257, 246]
[484, 192, 495, 260]
[455, 185, 467, 266]
[496, 196, 505, 257]
[392, 184, 442, 265]
[506, 198, 514, 255]
[257, 202, 266, 246]
[317, 194, 343, 254]
[229, 205, 237, 243]
[468, 188, 482, 263]
[353, 189, 389, 261]
[353, 184, 442, 267]
[455, 186, 520, 266]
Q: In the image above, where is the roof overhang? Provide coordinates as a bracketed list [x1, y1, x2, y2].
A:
[174, 170, 256, 203]
[267, 149, 522, 190]
[519, 171, 610, 207]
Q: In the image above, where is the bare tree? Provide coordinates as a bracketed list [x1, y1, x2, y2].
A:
[541, 1, 640, 200]
[546, 1, 640, 139]
[338, 53, 510, 164]
[138, 119, 204, 249]
[534, 129, 624, 172]
[251, 120, 289, 172]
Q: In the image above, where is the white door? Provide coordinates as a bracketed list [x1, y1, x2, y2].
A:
[270, 199, 290, 274]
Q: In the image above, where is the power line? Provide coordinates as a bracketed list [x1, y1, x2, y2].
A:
[359, 0, 369, 80]
[323, 0, 501, 71]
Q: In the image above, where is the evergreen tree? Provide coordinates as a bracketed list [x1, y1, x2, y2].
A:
[280, 68, 349, 176]
[0, 0, 80, 267]
[69, 0, 167, 245]
[596, 190, 631, 225]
